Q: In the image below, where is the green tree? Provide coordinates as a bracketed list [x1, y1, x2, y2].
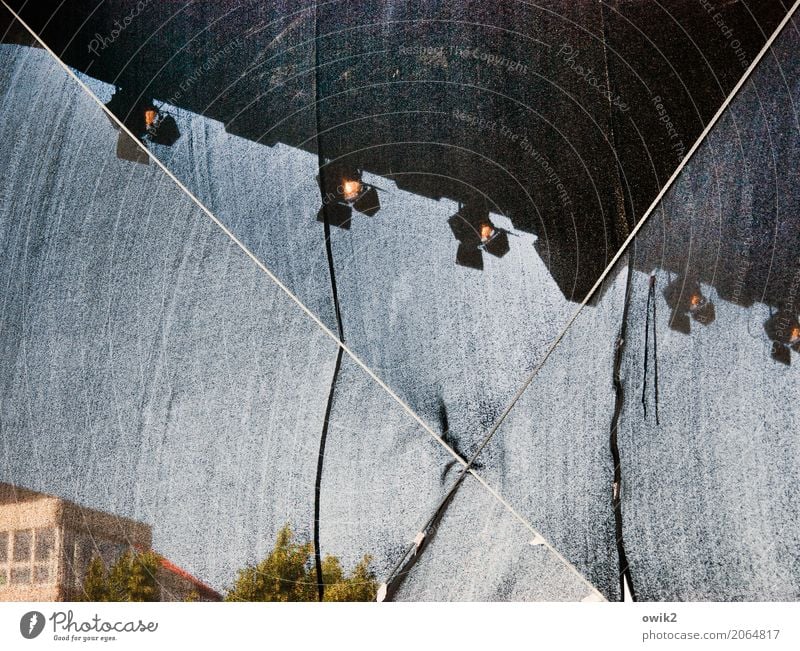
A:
[79, 550, 161, 602]
[225, 524, 316, 602]
[225, 524, 378, 602]
[81, 556, 110, 601]
[321, 554, 378, 602]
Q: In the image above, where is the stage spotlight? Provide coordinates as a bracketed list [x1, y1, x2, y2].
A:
[353, 185, 380, 217]
[144, 107, 158, 130]
[105, 91, 180, 161]
[688, 291, 715, 325]
[145, 109, 180, 147]
[317, 201, 353, 230]
[764, 309, 800, 365]
[337, 174, 380, 216]
[664, 278, 715, 333]
[317, 163, 381, 229]
[448, 205, 510, 270]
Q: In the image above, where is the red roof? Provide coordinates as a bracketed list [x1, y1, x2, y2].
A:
[157, 556, 222, 601]
[133, 544, 221, 601]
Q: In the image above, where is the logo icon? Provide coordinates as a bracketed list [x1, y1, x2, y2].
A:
[20, 611, 45, 639]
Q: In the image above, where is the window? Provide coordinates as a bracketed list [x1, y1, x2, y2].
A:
[33, 529, 56, 584]
[0, 528, 58, 589]
[12, 530, 32, 562]
[72, 536, 96, 589]
[0, 532, 8, 589]
[33, 565, 50, 584]
[35, 529, 55, 562]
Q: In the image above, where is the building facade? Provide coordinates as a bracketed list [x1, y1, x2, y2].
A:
[0, 483, 219, 601]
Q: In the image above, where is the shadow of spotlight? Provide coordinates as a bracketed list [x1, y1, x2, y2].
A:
[664, 278, 715, 333]
[105, 90, 180, 163]
[764, 309, 800, 366]
[115, 132, 150, 164]
[317, 162, 381, 229]
[448, 205, 510, 271]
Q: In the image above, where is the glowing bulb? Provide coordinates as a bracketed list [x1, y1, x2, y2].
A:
[342, 179, 362, 201]
[144, 109, 158, 128]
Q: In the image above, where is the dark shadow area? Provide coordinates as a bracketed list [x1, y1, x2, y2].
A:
[2, 0, 789, 302]
[448, 202, 511, 270]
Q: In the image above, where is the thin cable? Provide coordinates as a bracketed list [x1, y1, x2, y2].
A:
[652, 280, 660, 426]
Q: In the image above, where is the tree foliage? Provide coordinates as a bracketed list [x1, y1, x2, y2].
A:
[225, 524, 378, 602]
[79, 550, 161, 602]
[320, 554, 379, 602]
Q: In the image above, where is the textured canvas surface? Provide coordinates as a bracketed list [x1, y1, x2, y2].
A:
[1, 2, 798, 603]
[617, 23, 800, 600]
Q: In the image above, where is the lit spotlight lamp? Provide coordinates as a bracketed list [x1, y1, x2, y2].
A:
[663, 278, 715, 333]
[448, 204, 510, 270]
[141, 103, 180, 147]
[317, 164, 381, 229]
[104, 91, 180, 162]
[764, 309, 800, 366]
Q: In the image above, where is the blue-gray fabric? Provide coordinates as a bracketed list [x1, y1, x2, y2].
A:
[1, 4, 798, 601]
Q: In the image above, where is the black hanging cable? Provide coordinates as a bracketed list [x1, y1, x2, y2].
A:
[641, 277, 652, 418]
[652, 284, 660, 426]
[610, 263, 638, 601]
[641, 275, 660, 425]
[314, 347, 343, 602]
[312, 2, 346, 602]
